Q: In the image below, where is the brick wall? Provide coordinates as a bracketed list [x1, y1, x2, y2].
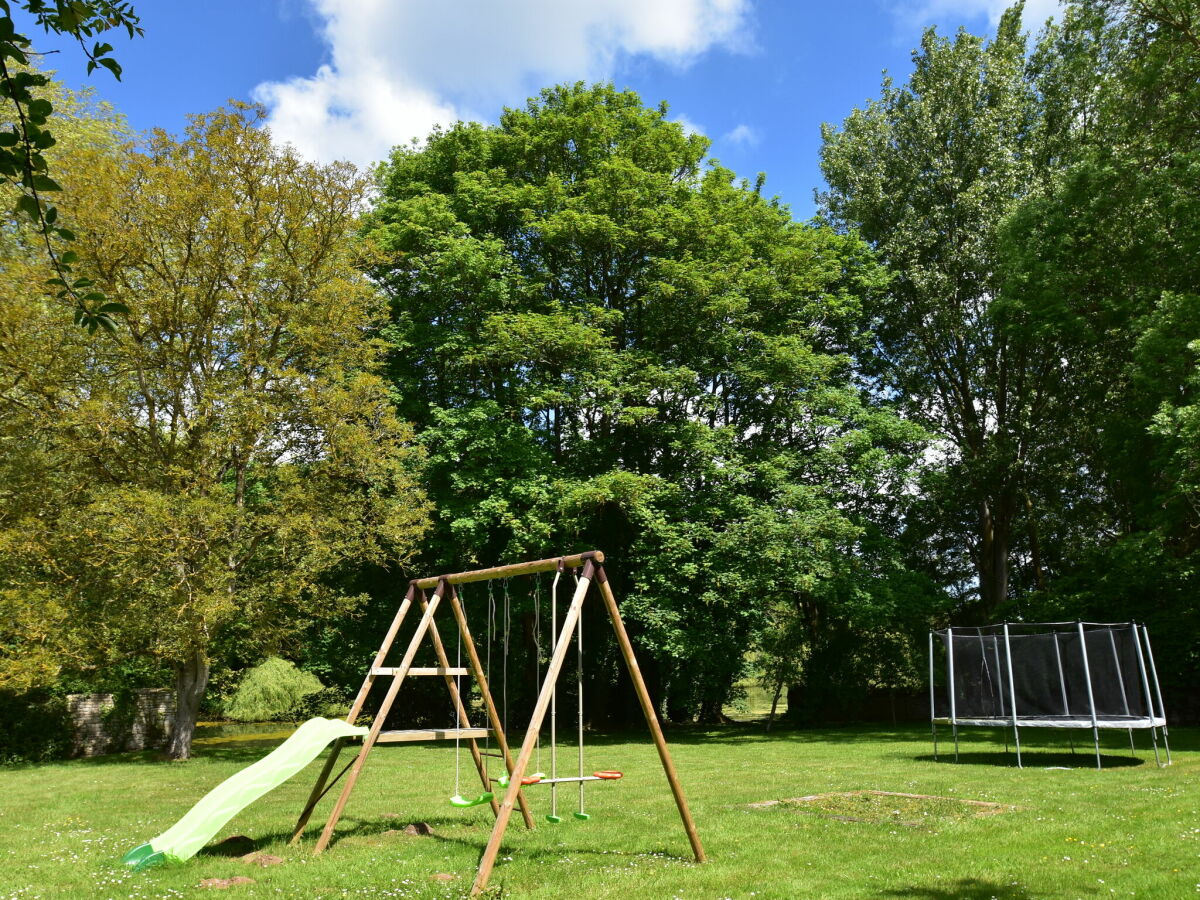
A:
[67, 688, 175, 757]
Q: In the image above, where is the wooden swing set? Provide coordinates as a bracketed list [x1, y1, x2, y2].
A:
[288, 550, 705, 896]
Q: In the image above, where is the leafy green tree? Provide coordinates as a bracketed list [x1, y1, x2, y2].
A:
[368, 83, 926, 722]
[820, 7, 1073, 618]
[0, 101, 429, 758]
[1, 1, 142, 330]
[998, 0, 1200, 707]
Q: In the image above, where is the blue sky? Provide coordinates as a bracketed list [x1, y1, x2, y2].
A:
[33, 0, 1060, 219]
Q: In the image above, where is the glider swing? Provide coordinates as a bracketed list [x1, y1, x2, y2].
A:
[289, 551, 704, 897]
[477, 562, 624, 822]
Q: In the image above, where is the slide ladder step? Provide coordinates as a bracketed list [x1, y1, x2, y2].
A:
[375, 728, 489, 743]
[371, 667, 471, 676]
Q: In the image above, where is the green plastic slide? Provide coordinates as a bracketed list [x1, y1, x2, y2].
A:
[122, 716, 367, 871]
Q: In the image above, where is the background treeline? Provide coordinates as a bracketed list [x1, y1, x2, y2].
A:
[1, 0, 1196, 761]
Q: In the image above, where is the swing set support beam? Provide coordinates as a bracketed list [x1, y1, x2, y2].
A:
[410, 551, 604, 590]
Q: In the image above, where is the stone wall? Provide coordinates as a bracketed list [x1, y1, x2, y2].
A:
[67, 689, 175, 757]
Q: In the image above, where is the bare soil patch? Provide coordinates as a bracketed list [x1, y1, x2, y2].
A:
[748, 790, 1013, 826]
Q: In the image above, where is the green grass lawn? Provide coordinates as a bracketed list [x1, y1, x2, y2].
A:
[1, 722, 1196, 899]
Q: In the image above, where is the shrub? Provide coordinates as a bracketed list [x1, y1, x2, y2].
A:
[0, 690, 73, 764]
[294, 686, 351, 721]
[222, 658, 325, 722]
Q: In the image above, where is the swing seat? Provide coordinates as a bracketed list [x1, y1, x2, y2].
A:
[496, 772, 544, 788]
[449, 792, 494, 808]
[593, 770, 623, 780]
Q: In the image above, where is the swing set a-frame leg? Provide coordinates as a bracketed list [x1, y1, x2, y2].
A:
[446, 585, 536, 830]
[419, 588, 534, 825]
[290, 584, 418, 844]
[469, 561, 705, 896]
[594, 566, 705, 864]
[313, 583, 448, 854]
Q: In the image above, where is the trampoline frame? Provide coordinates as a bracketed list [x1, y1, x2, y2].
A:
[929, 621, 1171, 769]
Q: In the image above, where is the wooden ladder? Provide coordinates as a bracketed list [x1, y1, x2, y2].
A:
[289, 578, 534, 852]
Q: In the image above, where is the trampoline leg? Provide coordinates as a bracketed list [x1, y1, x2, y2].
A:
[1162, 726, 1171, 766]
[1092, 727, 1102, 770]
[1068, 734, 1076, 756]
[1127, 727, 1136, 758]
[1150, 726, 1161, 768]
[1013, 726, 1022, 769]
[932, 722, 939, 761]
[952, 725, 959, 763]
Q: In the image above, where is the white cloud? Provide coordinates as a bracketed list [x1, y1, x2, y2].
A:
[254, 0, 751, 168]
[673, 114, 707, 138]
[891, 0, 1063, 32]
[723, 123, 759, 146]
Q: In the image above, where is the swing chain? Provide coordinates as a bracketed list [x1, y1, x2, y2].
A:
[453, 585, 462, 798]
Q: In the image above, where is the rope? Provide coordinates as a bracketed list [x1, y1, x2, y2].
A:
[574, 567, 585, 815]
[533, 573, 542, 772]
[486, 581, 494, 769]
[454, 617, 462, 797]
[549, 567, 560, 819]
[502, 578, 510, 738]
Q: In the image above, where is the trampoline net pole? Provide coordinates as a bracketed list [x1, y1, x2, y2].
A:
[1140, 626, 1170, 764]
[1001, 623, 1021, 768]
[946, 627, 958, 762]
[991, 634, 1005, 720]
[1077, 622, 1102, 769]
[1052, 634, 1074, 755]
[1107, 628, 1136, 756]
[929, 631, 938, 761]
[1131, 623, 1165, 767]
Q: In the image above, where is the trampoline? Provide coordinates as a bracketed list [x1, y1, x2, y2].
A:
[929, 622, 1170, 768]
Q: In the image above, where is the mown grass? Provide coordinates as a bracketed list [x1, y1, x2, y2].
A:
[1, 722, 1196, 899]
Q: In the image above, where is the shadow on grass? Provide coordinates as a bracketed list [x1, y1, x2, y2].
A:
[30, 722, 1194, 770]
[607, 723, 938, 747]
[915, 751, 1145, 768]
[295, 813, 694, 870]
[882, 879, 1032, 899]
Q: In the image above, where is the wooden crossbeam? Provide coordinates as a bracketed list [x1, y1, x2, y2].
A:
[375, 728, 490, 742]
[410, 551, 604, 589]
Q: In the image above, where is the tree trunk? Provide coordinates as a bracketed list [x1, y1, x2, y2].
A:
[977, 495, 1011, 618]
[166, 650, 210, 760]
[766, 673, 785, 732]
[1024, 491, 1046, 591]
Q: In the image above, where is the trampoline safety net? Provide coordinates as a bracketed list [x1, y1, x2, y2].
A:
[928, 623, 1169, 768]
[932, 623, 1161, 723]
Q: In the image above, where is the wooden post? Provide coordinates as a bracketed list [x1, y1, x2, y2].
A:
[291, 584, 416, 843]
[446, 585, 536, 830]
[471, 562, 594, 895]
[313, 582, 447, 853]
[593, 565, 706, 864]
[417, 589, 499, 817]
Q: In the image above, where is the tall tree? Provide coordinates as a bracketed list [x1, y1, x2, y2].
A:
[0, 102, 429, 757]
[820, 7, 1069, 617]
[999, 0, 1200, 710]
[368, 83, 924, 722]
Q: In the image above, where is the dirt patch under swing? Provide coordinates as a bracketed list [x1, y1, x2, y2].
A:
[748, 790, 1014, 826]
